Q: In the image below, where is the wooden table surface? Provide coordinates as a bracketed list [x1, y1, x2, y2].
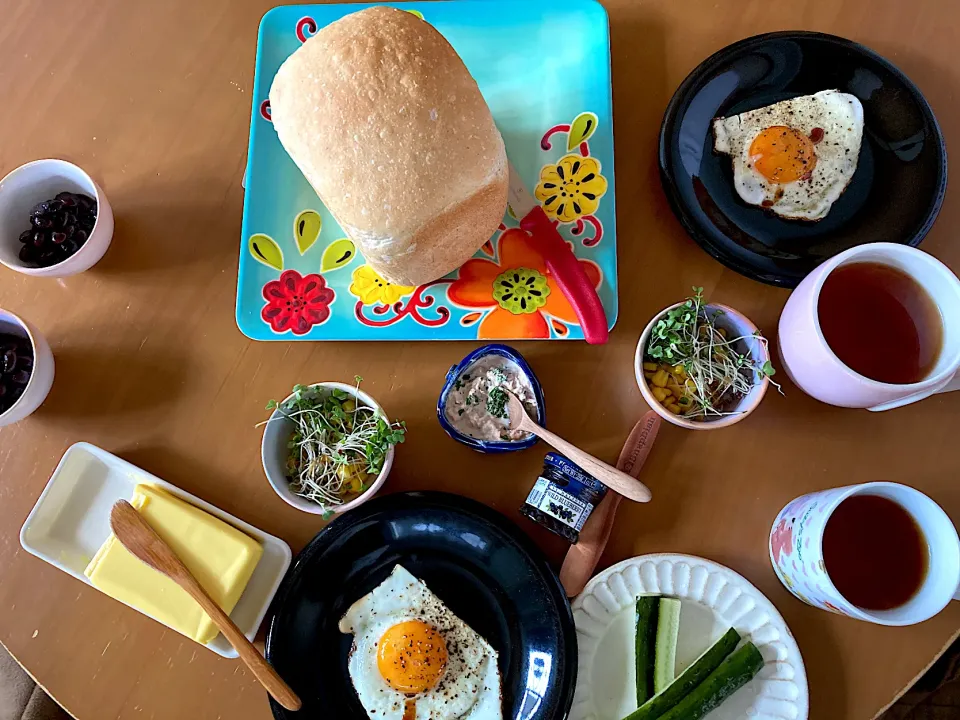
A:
[1, 0, 958, 718]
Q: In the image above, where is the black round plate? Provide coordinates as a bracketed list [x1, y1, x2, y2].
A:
[264, 491, 577, 719]
[659, 31, 947, 287]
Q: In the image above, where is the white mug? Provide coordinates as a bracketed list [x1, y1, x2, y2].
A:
[769, 482, 960, 626]
[778, 243, 960, 411]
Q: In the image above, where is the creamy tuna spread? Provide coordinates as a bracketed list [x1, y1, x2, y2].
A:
[445, 356, 538, 442]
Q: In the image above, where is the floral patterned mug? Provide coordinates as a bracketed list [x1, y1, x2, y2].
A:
[770, 482, 960, 625]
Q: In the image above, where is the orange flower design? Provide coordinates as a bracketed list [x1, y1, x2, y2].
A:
[448, 228, 602, 339]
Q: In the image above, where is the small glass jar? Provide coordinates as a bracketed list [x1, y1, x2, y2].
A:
[520, 453, 608, 543]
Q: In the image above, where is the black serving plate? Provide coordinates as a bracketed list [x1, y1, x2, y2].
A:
[265, 491, 577, 719]
[659, 31, 947, 287]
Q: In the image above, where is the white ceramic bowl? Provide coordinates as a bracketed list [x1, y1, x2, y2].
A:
[635, 302, 770, 430]
[0, 309, 55, 427]
[0, 159, 114, 277]
[261, 382, 395, 515]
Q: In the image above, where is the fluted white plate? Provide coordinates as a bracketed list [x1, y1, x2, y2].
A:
[571, 554, 809, 720]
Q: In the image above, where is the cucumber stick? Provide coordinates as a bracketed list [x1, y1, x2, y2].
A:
[623, 627, 741, 720]
[653, 599, 682, 693]
[634, 597, 660, 706]
[658, 642, 764, 720]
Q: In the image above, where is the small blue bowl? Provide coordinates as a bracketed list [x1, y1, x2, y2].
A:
[437, 344, 546, 454]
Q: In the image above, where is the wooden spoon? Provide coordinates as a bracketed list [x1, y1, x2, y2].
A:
[504, 391, 653, 503]
[559, 412, 662, 597]
[109, 501, 302, 712]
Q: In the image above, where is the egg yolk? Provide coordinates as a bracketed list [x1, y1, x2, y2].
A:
[748, 126, 818, 184]
[377, 620, 448, 694]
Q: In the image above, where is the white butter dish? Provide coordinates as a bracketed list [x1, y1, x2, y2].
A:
[19, 442, 292, 658]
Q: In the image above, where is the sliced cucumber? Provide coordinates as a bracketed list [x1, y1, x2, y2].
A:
[623, 627, 741, 720]
[654, 598, 682, 693]
[634, 596, 660, 706]
[657, 642, 764, 720]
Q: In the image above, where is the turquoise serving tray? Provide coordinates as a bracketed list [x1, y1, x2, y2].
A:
[239, 1, 617, 341]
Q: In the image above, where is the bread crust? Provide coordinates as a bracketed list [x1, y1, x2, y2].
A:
[270, 6, 508, 286]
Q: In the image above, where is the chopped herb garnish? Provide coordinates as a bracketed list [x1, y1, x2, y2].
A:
[486, 387, 508, 419]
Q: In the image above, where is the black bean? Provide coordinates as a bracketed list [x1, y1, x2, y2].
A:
[18, 245, 37, 264]
[11, 370, 31, 386]
[18, 230, 32, 244]
[2, 350, 17, 374]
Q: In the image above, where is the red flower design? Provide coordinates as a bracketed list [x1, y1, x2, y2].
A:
[261, 270, 335, 335]
[770, 517, 795, 564]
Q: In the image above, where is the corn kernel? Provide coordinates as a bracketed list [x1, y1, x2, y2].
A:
[652, 387, 670, 402]
[651, 369, 670, 388]
[642, 362, 658, 372]
[672, 364, 685, 375]
[666, 403, 682, 414]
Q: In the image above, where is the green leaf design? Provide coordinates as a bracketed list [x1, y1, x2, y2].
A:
[406, 9, 424, 19]
[293, 210, 322, 255]
[249, 233, 283, 271]
[567, 111, 599, 152]
[320, 238, 357, 272]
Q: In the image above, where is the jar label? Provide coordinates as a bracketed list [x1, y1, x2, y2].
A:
[525, 477, 593, 532]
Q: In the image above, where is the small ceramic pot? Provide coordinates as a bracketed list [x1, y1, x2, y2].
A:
[635, 302, 770, 430]
[261, 382, 395, 515]
[0, 310, 55, 427]
[437, 344, 545, 453]
[0, 159, 115, 278]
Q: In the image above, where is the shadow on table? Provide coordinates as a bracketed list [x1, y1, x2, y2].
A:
[89, 176, 243, 277]
[35, 344, 189, 420]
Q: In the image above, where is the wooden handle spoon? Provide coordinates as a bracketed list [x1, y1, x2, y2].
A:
[109, 501, 302, 712]
[559, 412, 662, 597]
[504, 391, 653, 503]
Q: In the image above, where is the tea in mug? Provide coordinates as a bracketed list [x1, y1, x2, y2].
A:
[822, 494, 928, 611]
[818, 262, 943, 384]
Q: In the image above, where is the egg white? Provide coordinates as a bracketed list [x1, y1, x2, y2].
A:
[713, 89, 864, 220]
[339, 565, 503, 720]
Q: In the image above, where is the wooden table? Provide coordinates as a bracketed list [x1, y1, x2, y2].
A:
[0, 0, 957, 717]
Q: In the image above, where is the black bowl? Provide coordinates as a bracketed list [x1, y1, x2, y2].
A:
[265, 491, 577, 719]
[659, 31, 947, 287]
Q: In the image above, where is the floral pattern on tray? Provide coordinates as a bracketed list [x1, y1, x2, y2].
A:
[238, 2, 617, 341]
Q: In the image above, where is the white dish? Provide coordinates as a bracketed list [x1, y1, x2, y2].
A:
[0, 309, 55, 427]
[261, 381, 394, 515]
[0, 159, 115, 277]
[19, 442, 292, 658]
[571, 554, 809, 720]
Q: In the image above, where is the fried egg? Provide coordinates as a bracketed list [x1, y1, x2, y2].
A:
[339, 565, 502, 720]
[712, 89, 864, 220]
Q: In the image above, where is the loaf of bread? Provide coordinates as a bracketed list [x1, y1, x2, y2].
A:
[269, 6, 508, 287]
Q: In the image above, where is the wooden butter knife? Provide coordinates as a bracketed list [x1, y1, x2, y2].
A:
[109, 500, 302, 712]
[559, 412, 662, 597]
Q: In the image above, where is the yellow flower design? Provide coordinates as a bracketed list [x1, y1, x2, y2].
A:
[534, 155, 608, 223]
[349, 265, 414, 306]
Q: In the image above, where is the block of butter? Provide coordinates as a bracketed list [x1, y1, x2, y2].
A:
[84, 484, 263, 644]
